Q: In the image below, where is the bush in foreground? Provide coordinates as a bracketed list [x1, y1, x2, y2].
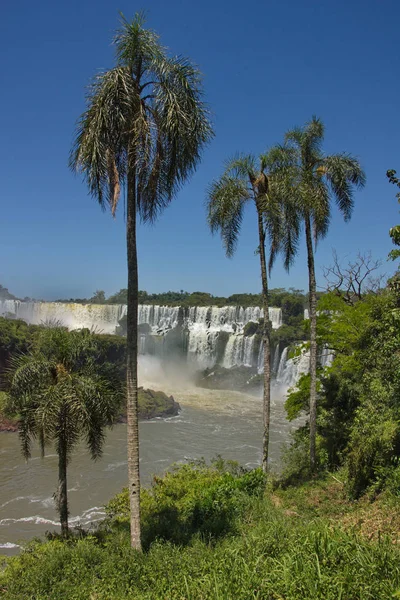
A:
[1, 462, 400, 599]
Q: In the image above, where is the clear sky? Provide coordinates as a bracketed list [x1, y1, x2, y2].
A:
[1, 0, 399, 300]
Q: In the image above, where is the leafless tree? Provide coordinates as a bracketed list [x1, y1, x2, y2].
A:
[322, 250, 384, 305]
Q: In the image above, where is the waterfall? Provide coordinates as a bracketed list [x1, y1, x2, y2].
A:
[243, 335, 255, 366]
[275, 345, 310, 388]
[276, 347, 289, 381]
[0, 300, 127, 334]
[222, 334, 256, 369]
[319, 345, 334, 368]
[257, 340, 263, 373]
[0, 300, 283, 370]
[272, 344, 281, 376]
[138, 305, 180, 334]
[139, 334, 146, 355]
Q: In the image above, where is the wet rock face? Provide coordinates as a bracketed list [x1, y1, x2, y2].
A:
[195, 365, 262, 394]
[118, 388, 181, 422]
[138, 388, 181, 420]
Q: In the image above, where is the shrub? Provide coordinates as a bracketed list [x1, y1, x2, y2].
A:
[105, 459, 265, 547]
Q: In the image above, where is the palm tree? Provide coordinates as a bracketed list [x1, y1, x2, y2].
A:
[279, 116, 366, 471]
[8, 328, 122, 537]
[70, 13, 213, 549]
[207, 152, 299, 472]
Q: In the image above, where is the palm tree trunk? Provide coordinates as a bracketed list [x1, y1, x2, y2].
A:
[126, 170, 141, 551]
[57, 439, 68, 538]
[305, 214, 318, 472]
[256, 202, 271, 474]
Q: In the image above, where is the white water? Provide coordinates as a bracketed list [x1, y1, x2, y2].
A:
[223, 334, 256, 368]
[0, 301, 281, 333]
[0, 300, 127, 334]
[0, 299, 333, 384]
[0, 379, 304, 555]
[0, 300, 283, 370]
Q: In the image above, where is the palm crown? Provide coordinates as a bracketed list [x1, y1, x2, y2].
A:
[207, 149, 300, 471]
[8, 327, 122, 535]
[70, 12, 213, 221]
[282, 116, 366, 242]
[207, 151, 299, 268]
[276, 116, 366, 471]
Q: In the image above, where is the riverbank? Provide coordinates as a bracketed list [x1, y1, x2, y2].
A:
[0, 415, 17, 433]
[1, 463, 399, 599]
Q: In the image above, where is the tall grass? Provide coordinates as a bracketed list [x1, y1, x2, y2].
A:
[1, 461, 400, 599]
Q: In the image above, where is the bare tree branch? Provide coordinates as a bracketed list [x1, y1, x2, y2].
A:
[323, 250, 384, 304]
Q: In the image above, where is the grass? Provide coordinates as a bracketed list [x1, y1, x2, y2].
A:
[1, 461, 400, 599]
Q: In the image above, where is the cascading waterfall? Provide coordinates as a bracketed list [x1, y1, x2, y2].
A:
[276, 346, 310, 388]
[276, 347, 289, 381]
[272, 344, 281, 376]
[222, 334, 256, 369]
[0, 299, 336, 388]
[274, 343, 334, 389]
[0, 300, 127, 334]
[0, 300, 282, 369]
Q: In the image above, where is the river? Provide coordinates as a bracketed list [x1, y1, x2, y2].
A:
[0, 381, 300, 555]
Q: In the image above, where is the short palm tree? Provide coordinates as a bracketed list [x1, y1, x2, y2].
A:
[207, 152, 299, 472]
[8, 328, 122, 537]
[70, 13, 213, 549]
[279, 116, 366, 471]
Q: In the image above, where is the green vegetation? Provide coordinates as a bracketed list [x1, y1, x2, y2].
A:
[206, 151, 300, 473]
[70, 12, 213, 551]
[0, 318, 42, 385]
[135, 388, 180, 420]
[2, 461, 400, 599]
[0, 321, 179, 426]
[284, 282, 400, 499]
[387, 169, 400, 261]
[54, 287, 308, 309]
[277, 116, 366, 472]
[6, 327, 122, 537]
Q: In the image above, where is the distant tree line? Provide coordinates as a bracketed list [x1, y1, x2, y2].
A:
[53, 287, 309, 309]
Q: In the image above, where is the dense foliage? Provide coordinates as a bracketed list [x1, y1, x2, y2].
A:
[0, 318, 126, 385]
[1, 461, 400, 599]
[387, 169, 400, 261]
[284, 284, 400, 497]
[0, 318, 43, 387]
[6, 327, 123, 535]
[54, 287, 308, 308]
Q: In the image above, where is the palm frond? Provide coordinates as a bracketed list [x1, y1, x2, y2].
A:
[72, 15, 213, 226]
[114, 12, 164, 74]
[302, 116, 324, 160]
[138, 55, 213, 223]
[310, 180, 330, 241]
[223, 154, 257, 182]
[285, 126, 304, 148]
[321, 153, 366, 221]
[207, 176, 249, 257]
[69, 67, 135, 215]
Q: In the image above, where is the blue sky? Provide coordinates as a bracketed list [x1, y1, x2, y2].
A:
[1, 0, 399, 300]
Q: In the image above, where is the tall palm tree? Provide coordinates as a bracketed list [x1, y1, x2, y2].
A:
[8, 328, 121, 537]
[207, 152, 299, 472]
[279, 116, 366, 471]
[70, 13, 213, 549]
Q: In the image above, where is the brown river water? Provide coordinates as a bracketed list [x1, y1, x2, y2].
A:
[0, 377, 300, 556]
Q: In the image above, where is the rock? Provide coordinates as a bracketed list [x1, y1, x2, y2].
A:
[118, 387, 181, 422]
[195, 365, 262, 394]
[0, 415, 18, 432]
